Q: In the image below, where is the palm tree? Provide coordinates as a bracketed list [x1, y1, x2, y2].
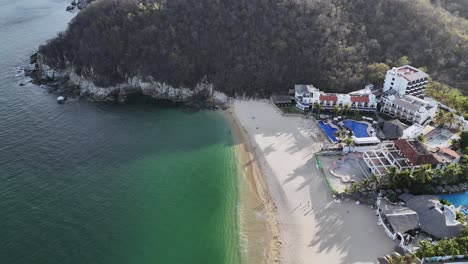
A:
[444, 163, 463, 184]
[434, 110, 446, 127]
[386, 166, 399, 188]
[343, 104, 350, 116]
[405, 253, 419, 264]
[416, 134, 426, 143]
[413, 164, 434, 185]
[343, 137, 354, 152]
[445, 111, 457, 129]
[432, 168, 443, 185]
[387, 257, 397, 264]
[334, 130, 343, 140]
[314, 102, 322, 117]
[369, 174, 381, 190]
[461, 154, 468, 164]
[395, 255, 406, 264]
[359, 178, 370, 191]
[351, 182, 359, 193]
[332, 105, 341, 116]
[398, 169, 414, 188]
[353, 109, 360, 119]
[451, 138, 461, 151]
[418, 240, 435, 259]
[456, 121, 464, 132]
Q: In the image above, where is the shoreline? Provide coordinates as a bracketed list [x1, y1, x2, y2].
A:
[229, 99, 395, 264]
[224, 107, 282, 264]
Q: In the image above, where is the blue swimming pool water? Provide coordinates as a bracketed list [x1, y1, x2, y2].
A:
[318, 121, 338, 142]
[439, 191, 468, 208]
[343, 120, 370, 138]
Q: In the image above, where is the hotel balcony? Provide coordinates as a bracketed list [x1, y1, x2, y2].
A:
[350, 106, 377, 111]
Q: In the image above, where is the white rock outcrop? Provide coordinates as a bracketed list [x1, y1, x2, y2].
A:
[37, 54, 228, 105]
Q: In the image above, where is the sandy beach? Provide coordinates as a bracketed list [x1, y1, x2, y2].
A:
[229, 99, 395, 264]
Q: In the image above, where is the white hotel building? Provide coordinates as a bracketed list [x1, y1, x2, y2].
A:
[380, 94, 438, 125]
[294, 84, 377, 112]
[383, 65, 429, 97]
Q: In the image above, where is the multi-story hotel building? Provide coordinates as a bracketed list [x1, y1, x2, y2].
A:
[383, 65, 429, 97]
[294, 84, 377, 112]
[380, 94, 438, 125]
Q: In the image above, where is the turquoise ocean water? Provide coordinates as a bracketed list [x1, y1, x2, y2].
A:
[0, 1, 243, 263]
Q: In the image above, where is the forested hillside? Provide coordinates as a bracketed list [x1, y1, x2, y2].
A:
[434, 0, 468, 20]
[39, 0, 468, 96]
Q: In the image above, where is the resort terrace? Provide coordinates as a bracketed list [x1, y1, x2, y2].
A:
[363, 140, 440, 176]
[363, 141, 413, 176]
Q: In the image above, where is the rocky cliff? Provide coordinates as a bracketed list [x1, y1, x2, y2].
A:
[35, 53, 228, 106]
[67, 0, 95, 12]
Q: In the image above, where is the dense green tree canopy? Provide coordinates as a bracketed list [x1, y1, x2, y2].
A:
[40, 0, 468, 96]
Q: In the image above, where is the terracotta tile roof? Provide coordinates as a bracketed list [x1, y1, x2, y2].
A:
[319, 95, 338, 101]
[436, 147, 461, 159]
[350, 96, 369, 103]
[393, 139, 439, 166]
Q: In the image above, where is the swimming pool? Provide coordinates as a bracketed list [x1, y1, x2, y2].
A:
[439, 191, 468, 207]
[427, 133, 450, 148]
[439, 191, 468, 214]
[343, 120, 370, 138]
[318, 121, 338, 142]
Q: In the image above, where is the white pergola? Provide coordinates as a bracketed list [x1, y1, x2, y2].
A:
[363, 141, 413, 176]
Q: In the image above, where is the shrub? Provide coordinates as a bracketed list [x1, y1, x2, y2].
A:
[439, 198, 452, 206]
[456, 211, 466, 224]
[387, 192, 398, 203]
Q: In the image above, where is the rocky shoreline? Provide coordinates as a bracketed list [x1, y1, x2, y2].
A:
[66, 0, 93, 12]
[27, 53, 229, 110]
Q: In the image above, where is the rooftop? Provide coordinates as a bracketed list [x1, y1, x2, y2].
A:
[381, 120, 408, 139]
[320, 94, 338, 101]
[393, 139, 439, 166]
[350, 96, 369, 103]
[380, 199, 419, 234]
[295, 84, 316, 94]
[432, 147, 461, 164]
[407, 195, 463, 238]
[395, 65, 429, 82]
[384, 94, 437, 115]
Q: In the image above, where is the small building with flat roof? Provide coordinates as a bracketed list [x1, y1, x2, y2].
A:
[402, 124, 424, 139]
[431, 147, 461, 168]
